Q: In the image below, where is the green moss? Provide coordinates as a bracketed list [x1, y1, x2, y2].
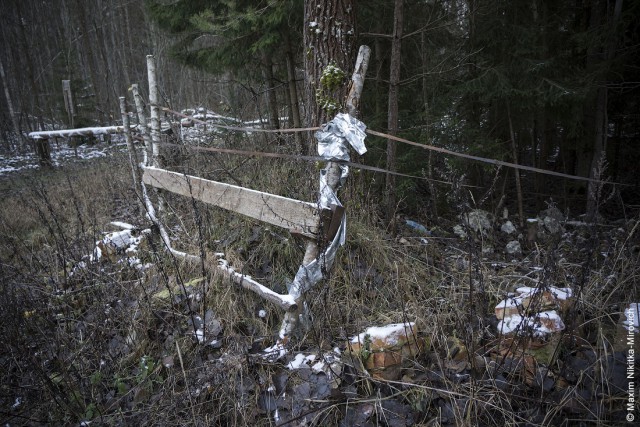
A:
[315, 63, 346, 116]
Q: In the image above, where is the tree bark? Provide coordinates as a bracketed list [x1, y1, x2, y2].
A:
[385, 0, 404, 225]
[0, 56, 21, 151]
[261, 54, 280, 130]
[285, 34, 303, 148]
[281, 0, 359, 339]
[303, 0, 357, 131]
[507, 103, 524, 227]
[74, 0, 104, 122]
[147, 55, 162, 168]
[585, 0, 623, 220]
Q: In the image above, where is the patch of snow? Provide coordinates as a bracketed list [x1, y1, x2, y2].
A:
[258, 309, 267, 318]
[110, 221, 135, 230]
[497, 314, 526, 334]
[350, 322, 415, 345]
[287, 353, 316, 370]
[263, 342, 288, 360]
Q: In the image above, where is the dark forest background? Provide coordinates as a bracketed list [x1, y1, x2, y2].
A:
[1, 0, 639, 219]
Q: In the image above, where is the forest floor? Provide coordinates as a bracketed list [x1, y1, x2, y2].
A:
[1, 133, 639, 426]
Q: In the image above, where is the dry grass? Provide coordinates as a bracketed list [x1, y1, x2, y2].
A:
[1, 139, 638, 426]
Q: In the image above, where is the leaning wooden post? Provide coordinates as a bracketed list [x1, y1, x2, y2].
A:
[131, 84, 197, 262]
[279, 45, 371, 341]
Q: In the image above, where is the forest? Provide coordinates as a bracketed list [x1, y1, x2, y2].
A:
[1, 0, 639, 425]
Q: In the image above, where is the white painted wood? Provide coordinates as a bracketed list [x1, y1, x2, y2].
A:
[146, 55, 161, 167]
[131, 83, 152, 165]
[28, 126, 130, 140]
[216, 257, 297, 311]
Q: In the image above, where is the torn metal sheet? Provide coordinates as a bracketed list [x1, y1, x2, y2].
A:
[288, 114, 367, 300]
[316, 113, 367, 159]
[288, 217, 345, 299]
[316, 113, 367, 183]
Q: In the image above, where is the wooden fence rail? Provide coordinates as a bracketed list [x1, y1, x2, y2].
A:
[141, 166, 326, 239]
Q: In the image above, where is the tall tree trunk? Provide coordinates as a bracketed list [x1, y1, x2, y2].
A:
[281, 0, 358, 338]
[261, 53, 280, 130]
[75, 0, 103, 122]
[507, 103, 524, 227]
[421, 26, 437, 218]
[586, 0, 623, 220]
[385, 0, 404, 224]
[0, 56, 22, 151]
[284, 33, 303, 148]
[303, 0, 357, 130]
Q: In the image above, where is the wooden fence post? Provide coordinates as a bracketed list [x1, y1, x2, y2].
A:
[62, 80, 75, 128]
[146, 55, 162, 168]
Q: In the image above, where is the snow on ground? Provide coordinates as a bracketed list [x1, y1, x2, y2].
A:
[0, 136, 130, 177]
[1, 108, 283, 177]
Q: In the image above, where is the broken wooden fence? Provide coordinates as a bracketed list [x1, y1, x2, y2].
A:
[25, 48, 371, 342]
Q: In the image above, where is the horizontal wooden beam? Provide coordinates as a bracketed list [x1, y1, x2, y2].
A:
[28, 125, 136, 140]
[142, 167, 322, 238]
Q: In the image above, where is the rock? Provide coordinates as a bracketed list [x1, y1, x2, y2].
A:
[505, 240, 521, 255]
[461, 209, 493, 234]
[501, 221, 516, 234]
[543, 215, 563, 234]
[93, 228, 150, 264]
[453, 225, 467, 239]
[539, 206, 564, 234]
[541, 206, 564, 222]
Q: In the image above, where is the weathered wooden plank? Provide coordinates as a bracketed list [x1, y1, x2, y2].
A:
[142, 167, 322, 238]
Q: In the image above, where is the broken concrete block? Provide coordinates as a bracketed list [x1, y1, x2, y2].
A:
[347, 322, 425, 380]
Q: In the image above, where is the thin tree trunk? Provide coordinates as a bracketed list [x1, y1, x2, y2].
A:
[0, 56, 21, 151]
[147, 55, 162, 168]
[421, 30, 437, 217]
[282, 0, 358, 338]
[261, 54, 280, 130]
[75, 0, 103, 122]
[507, 103, 524, 227]
[285, 34, 303, 149]
[385, 0, 404, 225]
[586, 0, 623, 220]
